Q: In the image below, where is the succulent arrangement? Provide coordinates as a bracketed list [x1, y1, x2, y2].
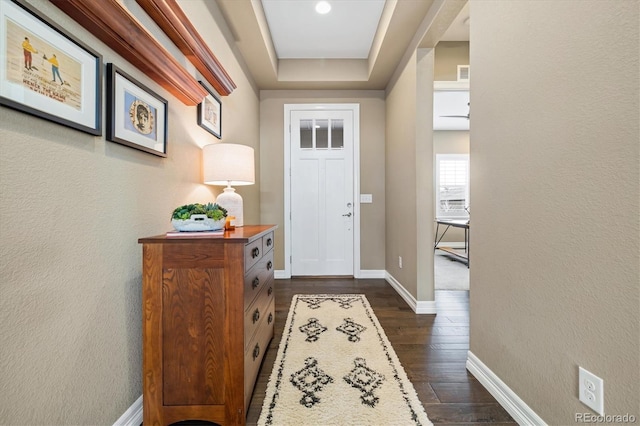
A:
[171, 203, 228, 221]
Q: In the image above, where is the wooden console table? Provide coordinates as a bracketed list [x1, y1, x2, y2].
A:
[139, 225, 276, 425]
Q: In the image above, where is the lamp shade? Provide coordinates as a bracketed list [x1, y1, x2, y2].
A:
[203, 143, 255, 186]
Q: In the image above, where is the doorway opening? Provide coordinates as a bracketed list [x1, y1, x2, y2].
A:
[433, 36, 470, 292]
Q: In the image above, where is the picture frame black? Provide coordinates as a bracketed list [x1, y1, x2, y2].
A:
[106, 63, 168, 157]
[0, 0, 102, 135]
[197, 81, 221, 139]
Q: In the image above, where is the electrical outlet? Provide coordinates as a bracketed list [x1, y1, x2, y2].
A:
[579, 367, 604, 415]
[398, 256, 403, 268]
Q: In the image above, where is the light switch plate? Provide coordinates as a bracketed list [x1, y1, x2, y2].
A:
[360, 194, 373, 203]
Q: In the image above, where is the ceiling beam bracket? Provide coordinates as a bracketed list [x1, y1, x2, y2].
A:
[50, 0, 209, 106]
[136, 0, 236, 97]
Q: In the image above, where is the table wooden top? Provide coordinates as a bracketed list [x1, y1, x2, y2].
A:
[138, 224, 277, 244]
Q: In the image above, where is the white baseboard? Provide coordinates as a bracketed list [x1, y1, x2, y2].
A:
[113, 395, 142, 426]
[275, 270, 289, 279]
[466, 351, 547, 426]
[276, 270, 386, 279]
[384, 272, 436, 314]
[415, 300, 436, 314]
[356, 269, 386, 279]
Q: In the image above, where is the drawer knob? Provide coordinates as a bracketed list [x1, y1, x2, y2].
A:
[268, 286, 273, 296]
[268, 313, 273, 324]
[252, 309, 260, 323]
[252, 247, 260, 258]
[267, 261, 273, 271]
[252, 277, 260, 289]
[266, 238, 273, 247]
[252, 344, 260, 360]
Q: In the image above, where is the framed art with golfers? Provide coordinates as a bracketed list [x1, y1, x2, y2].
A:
[0, 0, 102, 135]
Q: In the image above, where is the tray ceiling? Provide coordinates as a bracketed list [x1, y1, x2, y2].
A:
[214, 0, 468, 90]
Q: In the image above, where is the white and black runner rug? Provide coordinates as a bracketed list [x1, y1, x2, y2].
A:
[258, 294, 432, 426]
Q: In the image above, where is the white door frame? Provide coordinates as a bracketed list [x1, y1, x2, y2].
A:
[283, 103, 361, 279]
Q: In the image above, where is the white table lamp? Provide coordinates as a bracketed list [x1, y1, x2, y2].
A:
[203, 143, 255, 227]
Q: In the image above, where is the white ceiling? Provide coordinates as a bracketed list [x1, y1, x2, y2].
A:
[261, 0, 386, 59]
[440, 2, 469, 42]
[434, 90, 470, 130]
[214, 0, 468, 90]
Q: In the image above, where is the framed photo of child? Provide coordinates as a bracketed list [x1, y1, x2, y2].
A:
[106, 63, 168, 157]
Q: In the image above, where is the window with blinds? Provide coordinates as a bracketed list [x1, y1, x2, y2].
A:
[435, 154, 469, 219]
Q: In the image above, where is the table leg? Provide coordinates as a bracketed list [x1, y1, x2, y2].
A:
[434, 224, 451, 250]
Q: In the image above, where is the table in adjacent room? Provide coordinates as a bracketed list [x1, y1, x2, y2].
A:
[434, 219, 470, 267]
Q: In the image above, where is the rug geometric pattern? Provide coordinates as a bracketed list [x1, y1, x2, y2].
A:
[343, 357, 385, 407]
[336, 317, 367, 342]
[298, 318, 328, 343]
[289, 357, 334, 408]
[258, 294, 433, 426]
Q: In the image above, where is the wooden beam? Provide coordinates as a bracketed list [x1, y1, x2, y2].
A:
[50, 0, 208, 106]
[136, 0, 236, 96]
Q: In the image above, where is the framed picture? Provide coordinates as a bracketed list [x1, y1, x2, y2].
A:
[0, 0, 102, 135]
[197, 81, 221, 139]
[106, 63, 168, 157]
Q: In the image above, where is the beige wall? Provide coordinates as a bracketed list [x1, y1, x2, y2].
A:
[0, 0, 259, 423]
[470, 0, 638, 422]
[385, 49, 435, 302]
[435, 41, 469, 81]
[259, 90, 386, 272]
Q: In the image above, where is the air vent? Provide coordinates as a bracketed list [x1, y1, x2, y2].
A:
[457, 65, 470, 82]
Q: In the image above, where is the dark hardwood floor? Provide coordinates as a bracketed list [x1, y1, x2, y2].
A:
[246, 278, 516, 425]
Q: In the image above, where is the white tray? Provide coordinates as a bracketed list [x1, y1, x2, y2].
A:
[171, 214, 225, 232]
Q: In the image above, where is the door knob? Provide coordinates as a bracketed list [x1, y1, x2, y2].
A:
[342, 212, 352, 217]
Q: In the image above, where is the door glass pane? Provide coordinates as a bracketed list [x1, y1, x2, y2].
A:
[316, 119, 328, 149]
[300, 119, 312, 148]
[331, 119, 344, 149]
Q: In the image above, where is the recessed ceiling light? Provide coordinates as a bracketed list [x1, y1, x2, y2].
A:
[315, 1, 331, 14]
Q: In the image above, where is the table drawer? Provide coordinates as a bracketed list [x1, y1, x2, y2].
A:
[244, 238, 263, 272]
[243, 251, 274, 308]
[244, 276, 275, 344]
[262, 231, 274, 255]
[244, 296, 275, 410]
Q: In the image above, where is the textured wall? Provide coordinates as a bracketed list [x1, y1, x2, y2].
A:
[0, 0, 259, 423]
[385, 52, 419, 297]
[259, 90, 386, 272]
[469, 0, 639, 422]
[385, 49, 436, 302]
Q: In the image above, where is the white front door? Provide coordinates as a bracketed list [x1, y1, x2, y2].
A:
[289, 108, 355, 276]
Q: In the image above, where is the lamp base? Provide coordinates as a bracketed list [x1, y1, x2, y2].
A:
[216, 186, 244, 227]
